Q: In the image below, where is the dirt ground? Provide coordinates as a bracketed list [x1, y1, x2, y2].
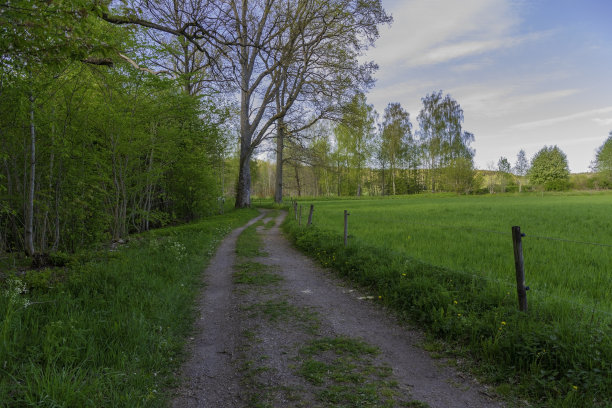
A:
[171, 210, 505, 408]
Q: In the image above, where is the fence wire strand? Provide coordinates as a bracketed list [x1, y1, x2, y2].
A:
[335, 209, 612, 318]
[527, 234, 612, 248]
[400, 219, 612, 247]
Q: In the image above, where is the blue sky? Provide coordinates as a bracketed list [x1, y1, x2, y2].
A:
[364, 0, 612, 172]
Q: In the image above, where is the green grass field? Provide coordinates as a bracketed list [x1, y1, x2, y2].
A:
[0, 209, 258, 407]
[298, 192, 612, 315]
[284, 192, 612, 406]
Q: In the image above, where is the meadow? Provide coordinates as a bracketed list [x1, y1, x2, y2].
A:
[299, 192, 612, 315]
[284, 191, 612, 406]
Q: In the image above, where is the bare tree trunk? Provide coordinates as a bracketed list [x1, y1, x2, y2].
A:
[274, 122, 284, 204]
[25, 93, 36, 256]
[391, 163, 396, 195]
[235, 79, 253, 208]
[235, 133, 252, 208]
[381, 162, 385, 196]
[336, 159, 341, 196]
[294, 164, 302, 197]
[51, 159, 62, 251]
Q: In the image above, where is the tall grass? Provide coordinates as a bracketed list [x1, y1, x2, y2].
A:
[298, 192, 612, 314]
[285, 192, 612, 407]
[0, 209, 257, 407]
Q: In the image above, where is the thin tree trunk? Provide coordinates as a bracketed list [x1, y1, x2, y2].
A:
[294, 165, 301, 197]
[274, 122, 284, 204]
[51, 159, 62, 251]
[25, 93, 36, 256]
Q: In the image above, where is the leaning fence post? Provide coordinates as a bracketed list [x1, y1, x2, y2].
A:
[344, 210, 350, 246]
[307, 204, 314, 226]
[298, 205, 302, 226]
[512, 226, 528, 312]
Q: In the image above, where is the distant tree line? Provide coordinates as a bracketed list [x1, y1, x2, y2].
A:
[251, 96, 612, 197]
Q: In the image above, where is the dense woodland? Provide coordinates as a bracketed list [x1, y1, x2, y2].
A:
[2, 0, 612, 257]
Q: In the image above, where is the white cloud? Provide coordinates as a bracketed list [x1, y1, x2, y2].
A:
[457, 87, 581, 119]
[593, 117, 612, 126]
[512, 106, 612, 130]
[367, 0, 527, 68]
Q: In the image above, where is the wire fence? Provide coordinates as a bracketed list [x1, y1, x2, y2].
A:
[291, 202, 612, 319]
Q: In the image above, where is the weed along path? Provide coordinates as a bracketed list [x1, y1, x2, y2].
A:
[172, 210, 504, 408]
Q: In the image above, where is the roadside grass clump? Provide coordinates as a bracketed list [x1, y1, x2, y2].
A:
[297, 336, 403, 407]
[0, 209, 257, 407]
[283, 206, 612, 407]
[234, 261, 283, 286]
[236, 220, 267, 258]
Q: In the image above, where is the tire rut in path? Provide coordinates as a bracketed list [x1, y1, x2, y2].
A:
[257, 210, 504, 408]
[172, 212, 266, 408]
[172, 210, 504, 408]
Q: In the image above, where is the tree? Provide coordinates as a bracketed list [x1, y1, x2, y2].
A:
[381, 103, 413, 195]
[1, 0, 121, 256]
[513, 149, 529, 192]
[497, 156, 511, 193]
[594, 132, 612, 185]
[334, 93, 376, 196]
[417, 91, 475, 192]
[529, 145, 570, 191]
[101, 0, 391, 208]
[486, 161, 496, 194]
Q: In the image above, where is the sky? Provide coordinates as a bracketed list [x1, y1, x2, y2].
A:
[363, 0, 612, 172]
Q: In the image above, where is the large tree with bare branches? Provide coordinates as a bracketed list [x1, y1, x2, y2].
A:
[100, 0, 390, 207]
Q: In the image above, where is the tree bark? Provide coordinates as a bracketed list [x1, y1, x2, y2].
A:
[25, 93, 36, 256]
[294, 164, 301, 197]
[274, 122, 284, 204]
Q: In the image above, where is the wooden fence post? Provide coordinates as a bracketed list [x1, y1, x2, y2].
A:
[307, 204, 314, 226]
[294, 201, 298, 220]
[344, 210, 350, 246]
[512, 226, 528, 312]
[298, 205, 302, 226]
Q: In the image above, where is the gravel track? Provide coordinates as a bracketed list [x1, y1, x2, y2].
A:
[171, 210, 504, 408]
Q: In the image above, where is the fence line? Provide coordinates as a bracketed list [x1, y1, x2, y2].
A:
[291, 203, 612, 318]
[528, 234, 612, 248]
[386, 219, 612, 248]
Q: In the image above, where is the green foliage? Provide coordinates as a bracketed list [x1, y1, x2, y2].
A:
[0, 209, 257, 406]
[594, 132, 612, 186]
[529, 146, 570, 191]
[284, 195, 612, 406]
[417, 91, 475, 193]
[0, 52, 228, 255]
[334, 93, 377, 196]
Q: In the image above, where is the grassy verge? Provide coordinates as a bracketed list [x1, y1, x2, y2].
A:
[0, 209, 257, 407]
[283, 218, 611, 408]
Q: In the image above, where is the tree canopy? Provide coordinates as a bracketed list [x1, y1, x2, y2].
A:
[529, 145, 570, 191]
[594, 132, 612, 185]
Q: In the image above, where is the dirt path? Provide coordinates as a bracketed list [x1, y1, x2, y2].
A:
[172, 210, 504, 407]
